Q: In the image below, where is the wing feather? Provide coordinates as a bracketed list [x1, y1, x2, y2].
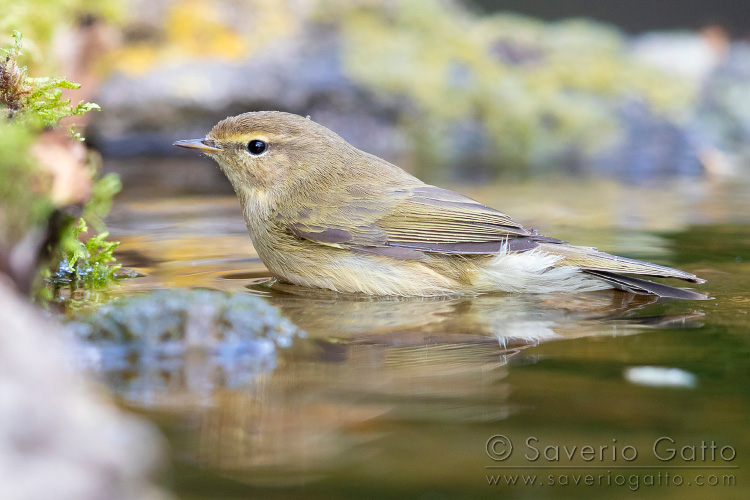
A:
[278, 183, 704, 287]
[281, 184, 548, 257]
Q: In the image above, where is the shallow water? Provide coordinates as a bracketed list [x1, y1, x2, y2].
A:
[82, 179, 750, 499]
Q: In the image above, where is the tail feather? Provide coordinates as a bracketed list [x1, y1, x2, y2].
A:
[539, 243, 705, 284]
[586, 270, 709, 300]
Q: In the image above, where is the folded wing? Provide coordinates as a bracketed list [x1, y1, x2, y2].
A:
[281, 183, 705, 291]
[284, 184, 556, 257]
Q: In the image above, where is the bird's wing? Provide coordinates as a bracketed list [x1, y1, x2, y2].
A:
[282, 184, 559, 259]
[281, 184, 706, 288]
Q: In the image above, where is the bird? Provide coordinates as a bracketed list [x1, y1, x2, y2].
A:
[173, 111, 707, 300]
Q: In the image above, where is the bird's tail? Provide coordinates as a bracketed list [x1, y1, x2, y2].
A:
[538, 243, 708, 300]
[585, 270, 708, 300]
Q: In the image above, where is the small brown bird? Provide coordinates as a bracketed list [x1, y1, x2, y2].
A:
[174, 111, 706, 299]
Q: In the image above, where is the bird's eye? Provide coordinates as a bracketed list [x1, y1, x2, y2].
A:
[247, 140, 268, 155]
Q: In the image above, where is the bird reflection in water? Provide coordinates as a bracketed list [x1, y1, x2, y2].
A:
[87, 280, 703, 483]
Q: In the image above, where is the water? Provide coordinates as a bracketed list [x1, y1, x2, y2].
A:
[79, 178, 750, 499]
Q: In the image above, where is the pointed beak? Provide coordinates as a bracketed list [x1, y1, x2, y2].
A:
[172, 138, 222, 153]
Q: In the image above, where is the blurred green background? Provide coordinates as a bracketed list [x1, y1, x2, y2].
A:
[4, 0, 750, 194]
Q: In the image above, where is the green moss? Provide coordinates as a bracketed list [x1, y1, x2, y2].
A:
[1, 31, 100, 127]
[1, 30, 121, 296]
[0, 120, 38, 247]
[332, 1, 694, 178]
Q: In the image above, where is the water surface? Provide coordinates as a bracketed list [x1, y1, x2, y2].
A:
[84, 179, 750, 499]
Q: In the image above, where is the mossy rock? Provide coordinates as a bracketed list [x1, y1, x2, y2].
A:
[69, 288, 302, 349]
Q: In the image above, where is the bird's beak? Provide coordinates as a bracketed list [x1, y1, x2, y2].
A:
[172, 138, 222, 153]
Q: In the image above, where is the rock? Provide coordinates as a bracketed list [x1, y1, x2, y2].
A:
[0, 278, 168, 500]
[630, 30, 727, 83]
[88, 27, 409, 165]
[697, 41, 750, 171]
[87, 2, 750, 183]
[67, 289, 303, 407]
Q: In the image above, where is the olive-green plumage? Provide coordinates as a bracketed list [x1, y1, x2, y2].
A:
[174, 111, 706, 299]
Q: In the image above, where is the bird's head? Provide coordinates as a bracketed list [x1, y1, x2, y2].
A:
[173, 111, 357, 200]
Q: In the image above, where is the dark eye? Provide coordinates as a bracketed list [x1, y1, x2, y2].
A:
[247, 140, 268, 155]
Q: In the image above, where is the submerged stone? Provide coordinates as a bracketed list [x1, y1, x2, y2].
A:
[67, 289, 303, 405]
[70, 288, 300, 344]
